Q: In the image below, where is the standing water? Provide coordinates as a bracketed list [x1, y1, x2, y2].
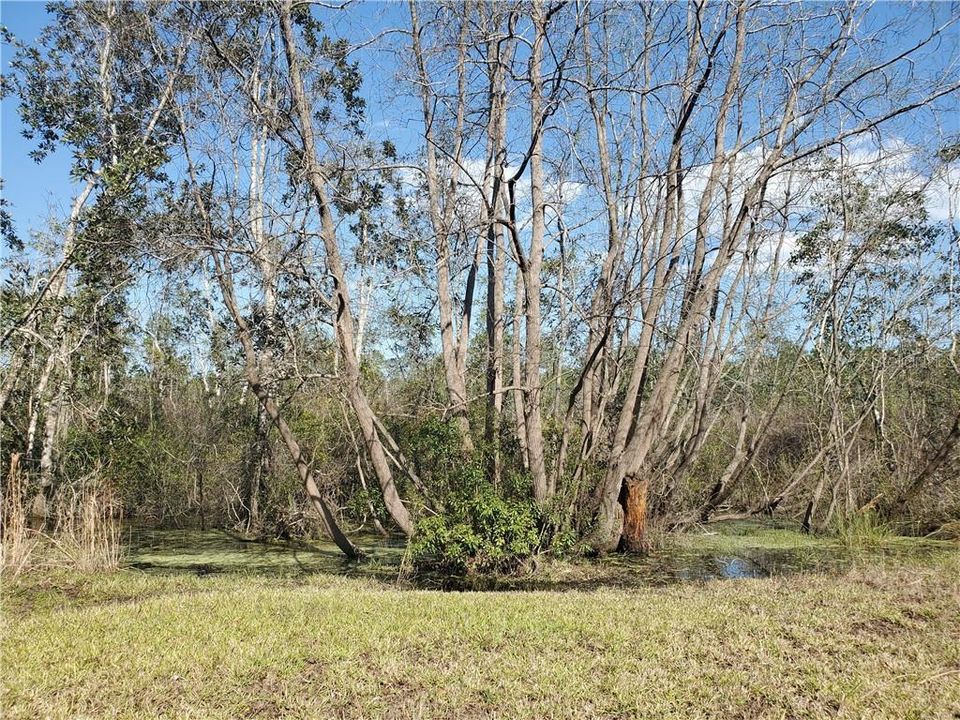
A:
[123, 521, 955, 591]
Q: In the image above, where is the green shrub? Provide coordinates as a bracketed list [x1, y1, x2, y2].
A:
[411, 484, 540, 574]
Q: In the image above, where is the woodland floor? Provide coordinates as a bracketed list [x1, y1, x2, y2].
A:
[2, 529, 959, 719]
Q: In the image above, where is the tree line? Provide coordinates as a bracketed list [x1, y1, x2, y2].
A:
[2, 0, 959, 567]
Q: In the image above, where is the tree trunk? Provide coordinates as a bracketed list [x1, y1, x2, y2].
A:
[620, 476, 650, 553]
[485, 205, 505, 485]
[511, 266, 529, 471]
[0, 344, 27, 420]
[178, 99, 366, 558]
[522, 0, 549, 504]
[214, 251, 364, 559]
[279, 1, 413, 536]
[253, 377, 363, 559]
[409, 0, 474, 451]
[246, 403, 271, 533]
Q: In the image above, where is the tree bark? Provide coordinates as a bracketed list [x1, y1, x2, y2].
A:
[511, 265, 529, 471]
[522, 0, 550, 504]
[408, 0, 474, 450]
[279, 1, 413, 536]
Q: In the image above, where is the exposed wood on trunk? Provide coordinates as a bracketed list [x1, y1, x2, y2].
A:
[620, 476, 650, 553]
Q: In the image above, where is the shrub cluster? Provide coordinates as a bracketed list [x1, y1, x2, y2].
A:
[411, 481, 540, 575]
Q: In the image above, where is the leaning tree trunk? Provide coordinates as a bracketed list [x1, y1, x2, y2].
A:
[213, 250, 364, 559]
[178, 101, 364, 558]
[250, 376, 363, 559]
[279, 1, 413, 536]
[877, 409, 960, 518]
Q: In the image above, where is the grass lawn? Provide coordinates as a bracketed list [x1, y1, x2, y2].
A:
[2, 539, 959, 719]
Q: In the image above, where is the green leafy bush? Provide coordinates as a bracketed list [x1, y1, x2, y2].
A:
[411, 483, 540, 575]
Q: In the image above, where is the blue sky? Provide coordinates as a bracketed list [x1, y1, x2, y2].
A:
[3, 1, 958, 249]
[0, 0, 419, 245]
[2, 1, 79, 244]
[1, 0, 956, 369]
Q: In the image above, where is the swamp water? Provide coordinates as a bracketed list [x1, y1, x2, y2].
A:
[123, 522, 956, 591]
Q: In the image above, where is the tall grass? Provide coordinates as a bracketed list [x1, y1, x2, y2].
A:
[832, 510, 893, 549]
[1, 454, 39, 579]
[2, 463, 123, 576]
[48, 481, 124, 572]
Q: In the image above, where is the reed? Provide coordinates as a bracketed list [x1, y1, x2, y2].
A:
[1, 454, 39, 579]
[49, 475, 123, 572]
[3, 460, 123, 575]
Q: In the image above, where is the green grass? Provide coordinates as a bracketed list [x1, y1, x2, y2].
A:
[3, 545, 959, 719]
[672, 521, 833, 553]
